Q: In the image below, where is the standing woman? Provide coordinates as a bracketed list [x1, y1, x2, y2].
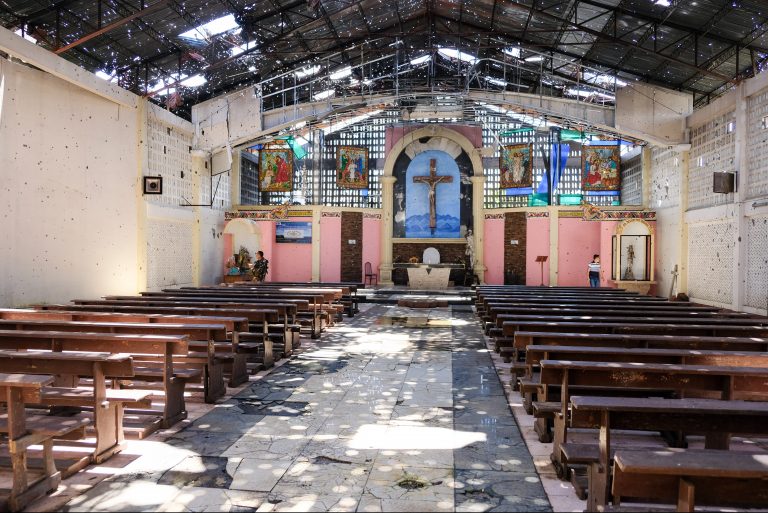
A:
[588, 254, 601, 288]
[251, 251, 269, 283]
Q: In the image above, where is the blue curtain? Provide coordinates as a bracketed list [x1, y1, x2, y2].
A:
[537, 143, 570, 194]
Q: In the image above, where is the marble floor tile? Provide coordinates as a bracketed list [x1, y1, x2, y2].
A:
[356, 496, 454, 512]
[269, 494, 360, 512]
[229, 458, 293, 492]
[452, 469, 552, 512]
[158, 487, 266, 512]
[158, 455, 240, 488]
[66, 479, 184, 512]
[270, 460, 371, 497]
[364, 465, 455, 503]
[222, 433, 312, 460]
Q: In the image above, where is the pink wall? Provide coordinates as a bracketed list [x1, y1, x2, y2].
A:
[526, 217, 551, 286]
[362, 217, 381, 283]
[269, 218, 312, 282]
[385, 125, 483, 154]
[320, 216, 342, 282]
[483, 218, 505, 284]
[600, 221, 619, 286]
[557, 218, 601, 286]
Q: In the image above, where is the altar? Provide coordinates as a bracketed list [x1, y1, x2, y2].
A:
[393, 263, 464, 289]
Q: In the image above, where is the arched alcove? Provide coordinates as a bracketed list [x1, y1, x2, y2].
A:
[379, 126, 486, 284]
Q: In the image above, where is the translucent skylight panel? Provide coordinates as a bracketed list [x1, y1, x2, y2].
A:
[179, 14, 240, 42]
[438, 47, 477, 64]
[231, 41, 258, 57]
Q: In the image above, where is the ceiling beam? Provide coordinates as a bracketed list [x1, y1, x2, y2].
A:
[576, 0, 768, 54]
[54, 0, 169, 54]
[497, 0, 734, 83]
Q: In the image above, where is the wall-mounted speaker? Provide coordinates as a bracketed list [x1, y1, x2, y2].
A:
[713, 172, 735, 194]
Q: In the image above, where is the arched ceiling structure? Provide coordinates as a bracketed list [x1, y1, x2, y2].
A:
[2, 0, 766, 119]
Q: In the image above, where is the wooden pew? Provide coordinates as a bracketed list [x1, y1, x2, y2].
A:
[67, 298, 300, 356]
[12, 306, 275, 381]
[569, 396, 768, 510]
[0, 351, 147, 469]
[230, 281, 364, 315]
[95, 295, 312, 343]
[540, 360, 768, 472]
[499, 320, 768, 352]
[522, 345, 768, 440]
[151, 289, 338, 335]
[0, 373, 91, 512]
[612, 449, 768, 511]
[0, 330, 187, 434]
[0, 319, 229, 404]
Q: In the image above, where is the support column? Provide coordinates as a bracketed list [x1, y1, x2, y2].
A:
[678, 150, 690, 295]
[732, 83, 748, 311]
[135, 100, 149, 293]
[379, 175, 397, 284]
[311, 208, 321, 282]
[641, 147, 653, 207]
[470, 176, 486, 283]
[548, 207, 559, 286]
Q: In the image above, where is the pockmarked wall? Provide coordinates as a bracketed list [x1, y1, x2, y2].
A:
[0, 56, 139, 305]
[647, 69, 768, 315]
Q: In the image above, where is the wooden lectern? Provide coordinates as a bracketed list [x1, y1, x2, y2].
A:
[535, 256, 548, 286]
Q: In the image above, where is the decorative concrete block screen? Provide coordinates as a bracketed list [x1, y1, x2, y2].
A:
[746, 88, 768, 200]
[745, 215, 768, 312]
[147, 112, 194, 208]
[688, 110, 735, 210]
[621, 150, 642, 206]
[687, 221, 736, 306]
[146, 219, 195, 289]
[650, 146, 681, 209]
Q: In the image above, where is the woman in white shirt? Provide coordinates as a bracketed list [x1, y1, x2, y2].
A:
[588, 254, 601, 288]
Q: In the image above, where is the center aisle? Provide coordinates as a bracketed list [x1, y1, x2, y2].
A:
[68, 303, 551, 512]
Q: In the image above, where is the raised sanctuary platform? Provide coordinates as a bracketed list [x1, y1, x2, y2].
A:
[358, 286, 473, 306]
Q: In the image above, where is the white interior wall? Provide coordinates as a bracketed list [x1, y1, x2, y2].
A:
[648, 70, 768, 314]
[0, 56, 139, 306]
[0, 34, 232, 303]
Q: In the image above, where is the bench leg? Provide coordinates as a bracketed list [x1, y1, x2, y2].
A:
[162, 378, 188, 428]
[228, 354, 250, 387]
[93, 403, 124, 463]
[204, 362, 227, 403]
[677, 478, 695, 513]
[534, 417, 553, 443]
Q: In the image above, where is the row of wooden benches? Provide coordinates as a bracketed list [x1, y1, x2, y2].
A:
[0, 281, 362, 511]
[473, 285, 768, 512]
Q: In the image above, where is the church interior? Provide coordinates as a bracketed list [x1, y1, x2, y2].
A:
[1, 0, 768, 511]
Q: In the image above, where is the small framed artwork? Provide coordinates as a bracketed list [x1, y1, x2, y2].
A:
[143, 176, 163, 194]
[582, 145, 621, 191]
[337, 146, 369, 189]
[500, 143, 533, 188]
[259, 148, 294, 192]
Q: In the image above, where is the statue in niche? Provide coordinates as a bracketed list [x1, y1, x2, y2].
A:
[622, 244, 636, 280]
[465, 229, 475, 269]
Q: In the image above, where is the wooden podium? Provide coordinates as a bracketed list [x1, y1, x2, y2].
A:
[535, 256, 548, 286]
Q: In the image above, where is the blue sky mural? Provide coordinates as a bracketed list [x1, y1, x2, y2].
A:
[405, 150, 461, 238]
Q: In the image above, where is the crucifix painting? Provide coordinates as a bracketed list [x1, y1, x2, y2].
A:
[413, 158, 453, 232]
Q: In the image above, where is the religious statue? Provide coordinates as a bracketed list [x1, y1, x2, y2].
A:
[622, 244, 636, 280]
[413, 158, 453, 231]
[465, 229, 475, 269]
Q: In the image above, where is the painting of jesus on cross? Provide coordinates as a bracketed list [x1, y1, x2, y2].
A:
[500, 143, 533, 188]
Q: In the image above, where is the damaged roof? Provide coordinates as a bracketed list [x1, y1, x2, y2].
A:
[2, 0, 766, 117]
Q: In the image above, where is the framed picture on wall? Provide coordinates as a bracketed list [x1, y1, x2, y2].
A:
[336, 146, 369, 189]
[499, 144, 533, 188]
[143, 176, 163, 194]
[259, 148, 294, 192]
[582, 145, 620, 191]
[275, 221, 312, 244]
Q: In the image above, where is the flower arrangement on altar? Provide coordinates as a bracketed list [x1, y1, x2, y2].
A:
[408, 256, 419, 264]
